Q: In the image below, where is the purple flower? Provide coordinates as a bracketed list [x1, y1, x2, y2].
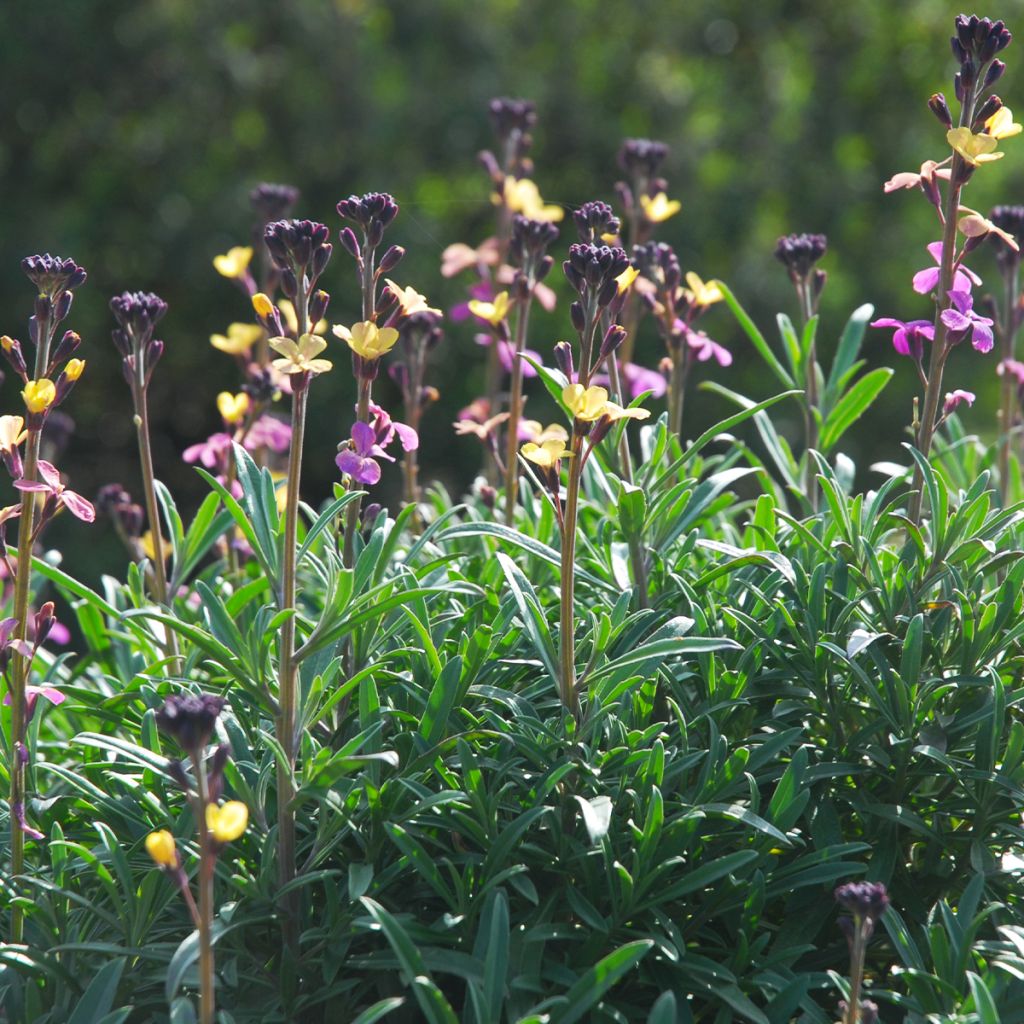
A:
[337, 421, 391, 485]
[368, 402, 418, 453]
[14, 461, 95, 522]
[999, 358, 1024, 383]
[870, 317, 935, 360]
[450, 281, 495, 322]
[183, 432, 233, 469]
[244, 415, 292, 453]
[3, 683, 65, 721]
[593, 361, 669, 400]
[912, 241, 982, 296]
[941, 290, 994, 352]
[496, 340, 542, 376]
[684, 326, 732, 367]
[944, 389, 976, 415]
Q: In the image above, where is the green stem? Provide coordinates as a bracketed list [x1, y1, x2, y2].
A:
[799, 281, 820, 512]
[342, 379, 372, 569]
[668, 339, 686, 438]
[999, 262, 1021, 503]
[193, 755, 215, 1024]
[504, 293, 533, 526]
[559, 431, 584, 719]
[276, 285, 310, 949]
[133, 384, 180, 668]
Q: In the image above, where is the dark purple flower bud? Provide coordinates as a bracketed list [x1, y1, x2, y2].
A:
[813, 269, 828, 300]
[279, 267, 298, 299]
[570, 301, 586, 333]
[144, 339, 165, 384]
[599, 324, 628, 361]
[834, 881, 890, 923]
[1, 336, 28, 380]
[774, 233, 828, 281]
[955, 71, 965, 104]
[974, 93, 1003, 128]
[336, 193, 399, 242]
[573, 200, 622, 243]
[339, 226, 361, 259]
[986, 59, 1006, 87]
[22, 254, 87, 298]
[53, 290, 74, 323]
[617, 138, 670, 178]
[309, 290, 330, 325]
[478, 149, 503, 183]
[479, 484, 497, 510]
[207, 742, 231, 802]
[242, 366, 279, 404]
[512, 271, 531, 301]
[510, 216, 560, 271]
[554, 341, 575, 378]
[929, 93, 953, 127]
[249, 182, 300, 223]
[379, 244, 406, 274]
[312, 243, 333, 278]
[264, 219, 332, 279]
[564, 243, 630, 298]
[110, 291, 168, 340]
[33, 602, 55, 647]
[362, 503, 383, 529]
[489, 97, 537, 141]
[156, 693, 226, 754]
[49, 330, 81, 372]
[536, 254, 554, 282]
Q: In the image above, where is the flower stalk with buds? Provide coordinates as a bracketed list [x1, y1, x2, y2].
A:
[5, 255, 88, 942]
[148, 694, 248, 1024]
[834, 881, 889, 1024]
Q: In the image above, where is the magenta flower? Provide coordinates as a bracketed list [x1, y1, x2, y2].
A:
[12, 799, 43, 841]
[183, 432, 233, 469]
[943, 389, 976, 415]
[368, 402, 418, 453]
[999, 358, 1024, 383]
[941, 290, 994, 353]
[244, 415, 292, 453]
[14, 460, 95, 522]
[3, 683, 65, 720]
[870, 317, 935, 359]
[912, 241, 982, 296]
[495, 339, 542, 376]
[593, 361, 668, 399]
[337, 421, 391, 485]
[684, 326, 732, 367]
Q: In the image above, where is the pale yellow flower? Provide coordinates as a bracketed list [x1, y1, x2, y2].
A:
[269, 334, 334, 375]
[600, 401, 651, 423]
[562, 384, 611, 422]
[213, 246, 253, 279]
[947, 127, 1004, 165]
[986, 106, 1022, 140]
[385, 279, 441, 316]
[467, 291, 511, 327]
[333, 321, 400, 360]
[520, 421, 569, 445]
[211, 323, 264, 356]
[498, 177, 564, 222]
[958, 206, 1020, 251]
[684, 272, 723, 307]
[521, 439, 573, 468]
[0, 416, 27, 453]
[640, 192, 681, 223]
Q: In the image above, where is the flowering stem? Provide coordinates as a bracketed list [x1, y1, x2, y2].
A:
[909, 94, 977, 525]
[798, 282, 820, 512]
[843, 918, 868, 1024]
[504, 294, 533, 526]
[276, 286, 310, 948]
[7, 304, 57, 943]
[558, 429, 584, 720]
[342, 379, 372, 569]
[667, 340, 687, 437]
[999, 262, 1021, 502]
[191, 754, 216, 1024]
[133, 383, 180, 668]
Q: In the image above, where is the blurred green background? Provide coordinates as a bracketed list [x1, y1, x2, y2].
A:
[3, 0, 1024, 585]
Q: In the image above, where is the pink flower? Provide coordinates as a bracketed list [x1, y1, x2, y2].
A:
[14, 460, 94, 522]
[943, 389, 976, 415]
[244, 415, 292, 453]
[685, 327, 732, 367]
[870, 317, 935, 360]
[3, 683, 65, 720]
[912, 242, 982, 296]
[183, 432, 233, 469]
[336, 421, 391, 485]
[941, 290, 994, 352]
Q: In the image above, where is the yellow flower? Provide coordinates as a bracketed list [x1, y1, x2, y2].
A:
[521, 439, 573, 468]
[217, 392, 250, 424]
[0, 415, 26, 452]
[211, 322, 264, 356]
[947, 127, 1004, 165]
[601, 401, 651, 423]
[521, 421, 569, 445]
[562, 384, 611, 422]
[269, 334, 334, 376]
[616, 265, 640, 294]
[333, 321, 400, 360]
[385, 279, 441, 316]
[467, 291, 511, 327]
[498, 177, 564, 222]
[986, 106, 1022, 139]
[280, 299, 327, 336]
[252, 293, 275, 318]
[684, 272, 723, 307]
[270, 471, 288, 514]
[213, 246, 253, 279]
[206, 801, 248, 843]
[145, 829, 177, 868]
[640, 192, 681, 223]
[141, 530, 170, 563]
[64, 358, 86, 381]
[22, 379, 56, 414]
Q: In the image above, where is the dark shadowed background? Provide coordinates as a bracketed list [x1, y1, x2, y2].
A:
[3, 0, 1024, 583]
